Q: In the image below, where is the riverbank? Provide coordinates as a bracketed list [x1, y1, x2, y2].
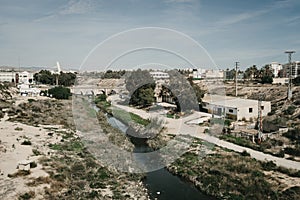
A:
[105, 98, 300, 199]
[0, 96, 150, 199]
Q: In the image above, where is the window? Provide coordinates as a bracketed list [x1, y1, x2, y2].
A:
[249, 108, 253, 113]
[261, 106, 264, 110]
[229, 109, 233, 113]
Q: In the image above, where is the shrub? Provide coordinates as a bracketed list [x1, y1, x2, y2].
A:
[19, 191, 35, 200]
[27, 99, 36, 103]
[261, 160, 276, 171]
[21, 140, 32, 145]
[240, 150, 250, 156]
[284, 105, 296, 115]
[14, 127, 23, 131]
[94, 94, 107, 104]
[30, 162, 37, 168]
[32, 149, 42, 156]
[48, 86, 71, 100]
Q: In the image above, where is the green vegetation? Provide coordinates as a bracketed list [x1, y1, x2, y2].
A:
[19, 191, 35, 200]
[30, 162, 37, 168]
[166, 113, 180, 119]
[101, 69, 126, 79]
[293, 76, 300, 86]
[125, 69, 156, 108]
[27, 99, 36, 103]
[168, 139, 300, 200]
[34, 70, 76, 86]
[49, 139, 84, 152]
[94, 94, 111, 113]
[21, 140, 32, 145]
[283, 128, 300, 144]
[14, 127, 23, 131]
[32, 149, 42, 156]
[284, 105, 297, 115]
[112, 107, 150, 126]
[220, 135, 286, 158]
[37, 128, 146, 199]
[169, 151, 278, 199]
[284, 146, 300, 157]
[48, 86, 71, 100]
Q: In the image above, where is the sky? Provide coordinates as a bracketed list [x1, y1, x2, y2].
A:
[1, 0, 300, 71]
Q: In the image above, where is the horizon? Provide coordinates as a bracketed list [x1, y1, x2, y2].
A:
[1, 0, 300, 71]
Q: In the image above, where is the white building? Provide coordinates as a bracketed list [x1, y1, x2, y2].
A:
[0, 70, 17, 83]
[150, 71, 169, 80]
[0, 70, 34, 84]
[192, 68, 206, 79]
[18, 71, 34, 84]
[205, 70, 224, 79]
[202, 94, 271, 121]
[270, 62, 282, 78]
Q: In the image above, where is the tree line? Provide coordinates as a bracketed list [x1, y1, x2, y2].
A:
[33, 70, 76, 86]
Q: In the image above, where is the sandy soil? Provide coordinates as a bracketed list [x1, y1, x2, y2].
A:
[0, 113, 63, 199]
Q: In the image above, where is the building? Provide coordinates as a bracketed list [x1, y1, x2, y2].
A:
[272, 78, 288, 85]
[205, 69, 224, 79]
[18, 71, 34, 84]
[150, 71, 169, 80]
[0, 70, 34, 84]
[281, 61, 300, 78]
[0, 70, 17, 83]
[202, 94, 271, 121]
[270, 62, 282, 78]
[192, 68, 206, 79]
[150, 71, 170, 103]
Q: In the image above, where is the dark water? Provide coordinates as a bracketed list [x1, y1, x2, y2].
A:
[107, 115, 215, 200]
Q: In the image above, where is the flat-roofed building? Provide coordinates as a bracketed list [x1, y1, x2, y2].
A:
[202, 94, 271, 121]
[0, 70, 17, 83]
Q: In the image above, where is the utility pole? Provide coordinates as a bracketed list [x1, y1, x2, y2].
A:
[235, 62, 239, 97]
[257, 95, 263, 142]
[285, 50, 295, 100]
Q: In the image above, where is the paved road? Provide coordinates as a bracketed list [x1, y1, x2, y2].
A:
[108, 96, 300, 170]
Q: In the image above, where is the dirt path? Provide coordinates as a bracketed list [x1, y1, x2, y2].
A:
[109, 96, 300, 170]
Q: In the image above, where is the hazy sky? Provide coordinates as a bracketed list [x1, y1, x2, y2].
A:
[1, 0, 300, 71]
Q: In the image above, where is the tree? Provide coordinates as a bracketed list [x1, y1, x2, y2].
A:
[260, 65, 273, 84]
[34, 70, 55, 85]
[48, 86, 71, 99]
[244, 65, 259, 80]
[163, 70, 200, 112]
[34, 70, 76, 86]
[58, 72, 76, 86]
[125, 69, 156, 108]
[101, 70, 125, 79]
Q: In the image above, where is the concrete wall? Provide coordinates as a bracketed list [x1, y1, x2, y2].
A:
[237, 101, 271, 121]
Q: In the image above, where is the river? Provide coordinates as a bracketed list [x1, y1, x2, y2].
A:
[107, 116, 215, 200]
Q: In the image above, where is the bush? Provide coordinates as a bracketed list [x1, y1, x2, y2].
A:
[14, 127, 23, 131]
[94, 94, 107, 104]
[21, 140, 32, 145]
[284, 147, 300, 157]
[261, 160, 276, 171]
[48, 86, 71, 100]
[27, 99, 36, 103]
[19, 191, 35, 200]
[240, 150, 250, 156]
[284, 105, 296, 115]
